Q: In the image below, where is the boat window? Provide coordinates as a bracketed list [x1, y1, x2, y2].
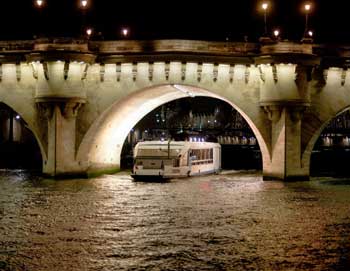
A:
[137, 148, 182, 157]
[173, 159, 180, 167]
[188, 148, 214, 165]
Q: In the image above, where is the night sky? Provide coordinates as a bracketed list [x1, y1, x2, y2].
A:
[0, 0, 349, 43]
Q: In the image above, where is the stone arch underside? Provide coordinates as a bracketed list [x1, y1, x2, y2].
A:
[77, 84, 271, 175]
[0, 98, 47, 163]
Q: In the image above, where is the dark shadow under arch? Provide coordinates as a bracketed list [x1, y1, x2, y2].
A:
[0, 103, 42, 170]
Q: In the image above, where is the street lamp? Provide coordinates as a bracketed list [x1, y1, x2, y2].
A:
[273, 29, 281, 41]
[261, 2, 269, 36]
[86, 28, 93, 39]
[35, 0, 44, 7]
[121, 28, 129, 38]
[80, 0, 88, 9]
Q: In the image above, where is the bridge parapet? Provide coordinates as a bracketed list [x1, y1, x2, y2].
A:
[0, 39, 349, 74]
[260, 41, 313, 55]
[34, 38, 89, 53]
[91, 39, 260, 55]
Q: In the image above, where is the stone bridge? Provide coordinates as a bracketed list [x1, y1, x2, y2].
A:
[0, 38, 349, 180]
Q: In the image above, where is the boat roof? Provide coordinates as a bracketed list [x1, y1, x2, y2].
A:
[135, 141, 220, 149]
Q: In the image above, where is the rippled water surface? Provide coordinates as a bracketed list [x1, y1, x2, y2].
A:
[1, 170, 350, 270]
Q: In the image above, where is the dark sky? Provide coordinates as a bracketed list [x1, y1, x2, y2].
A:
[1, 0, 349, 43]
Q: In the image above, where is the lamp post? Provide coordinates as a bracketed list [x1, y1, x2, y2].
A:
[34, 0, 45, 37]
[302, 3, 314, 43]
[262, 2, 269, 36]
[303, 3, 311, 37]
[79, 0, 89, 37]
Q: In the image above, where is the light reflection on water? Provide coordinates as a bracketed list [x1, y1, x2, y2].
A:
[0, 170, 350, 270]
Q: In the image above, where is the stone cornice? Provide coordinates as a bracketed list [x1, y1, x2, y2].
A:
[0, 39, 348, 68]
[26, 52, 96, 64]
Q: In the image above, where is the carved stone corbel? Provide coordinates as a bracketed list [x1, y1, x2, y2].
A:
[245, 65, 250, 84]
[36, 97, 86, 120]
[16, 63, 21, 82]
[81, 63, 88, 80]
[148, 62, 153, 81]
[197, 63, 202, 82]
[272, 65, 278, 83]
[289, 106, 307, 122]
[100, 63, 105, 82]
[61, 102, 84, 119]
[229, 65, 234, 83]
[165, 62, 170, 81]
[63, 61, 70, 80]
[30, 62, 38, 80]
[263, 105, 282, 123]
[132, 63, 137, 81]
[181, 62, 186, 81]
[341, 68, 347, 86]
[116, 63, 121, 82]
[213, 64, 218, 82]
[36, 102, 54, 120]
[43, 62, 49, 80]
[258, 65, 265, 83]
[312, 66, 327, 90]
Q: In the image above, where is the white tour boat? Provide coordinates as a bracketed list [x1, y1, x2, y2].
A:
[131, 140, 221, 180]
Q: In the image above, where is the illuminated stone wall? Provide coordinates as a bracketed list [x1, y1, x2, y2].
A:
[0, 39, 348, 179]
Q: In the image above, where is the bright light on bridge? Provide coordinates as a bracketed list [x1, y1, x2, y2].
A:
[80, 0, 88, 8]
[86, 28, 93, 37]
[35, 0, 44, 7]
[304, 3, 311, 12]
[121, 28, 129, 38]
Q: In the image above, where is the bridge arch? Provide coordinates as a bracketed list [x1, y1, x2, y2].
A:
[76, 84, 270, 175]
[303, 107, 350, 175]
[0, 101, 46, 168]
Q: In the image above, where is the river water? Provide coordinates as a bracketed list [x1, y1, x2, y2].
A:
[0, 170, 350, 271]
